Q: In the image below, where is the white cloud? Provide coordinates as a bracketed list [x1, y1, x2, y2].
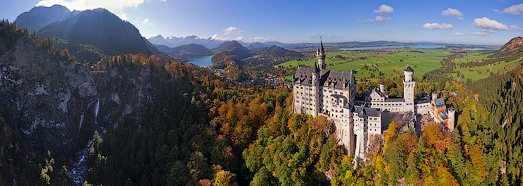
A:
[470, 29, 494, 35]
[254, 37, 269, 42]
[423, 23, 453, 29]
[210, 34, 223, 40]
[36, 0, 145, 20]
[455, 32, 465, 35]
[223, 26, 243, 35]
[142, 18, 152, 25]
[471, 31, 489, 35]
[373, 4, 394, 13]
[474, 17, 508, 30]
[211, 27, 245, 41]
[375, 16, 385, 22]
[211, 34, 243, 41]
[364, 4, 393, 23]
[503, 4, 523, 15]
[442, 8, 463, 19]
[365, 16, 390, 22]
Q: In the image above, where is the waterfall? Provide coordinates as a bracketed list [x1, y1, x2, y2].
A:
[78, 113, 84, 133]
[94, 99, 100, 124]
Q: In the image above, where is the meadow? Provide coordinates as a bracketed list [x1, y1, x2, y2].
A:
[276, 49, 451, 80]
[277, 48, 522, 82]
[448, 51, 522, 81]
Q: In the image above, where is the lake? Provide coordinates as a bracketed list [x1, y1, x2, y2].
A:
[340, 45, 445, 51]
[187, 55, 213, 67]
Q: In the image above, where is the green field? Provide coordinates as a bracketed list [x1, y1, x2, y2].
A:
[452, 51, 489, 65]
[450, 56, 523, 81]
[276, 49, 451, 80]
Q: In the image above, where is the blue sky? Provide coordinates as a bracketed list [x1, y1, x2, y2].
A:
[1, 0, 523, 44]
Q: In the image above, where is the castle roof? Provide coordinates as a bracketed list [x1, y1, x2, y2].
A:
[404, 65, 414, 72]
[436, 98, 445, 107]
[438, 112, 448, 120]
[294, 67, 354, 90]
[353, 105, 380, 117]
[369, 87, 387, 98]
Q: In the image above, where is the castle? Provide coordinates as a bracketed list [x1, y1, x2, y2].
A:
[292, 41, 455, 164]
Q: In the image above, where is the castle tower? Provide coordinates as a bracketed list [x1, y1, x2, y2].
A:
[432, 91, 438, 104]
[380, 82, 386, 95]
[403, 66, 415, 112]
[447, 108, 455, 132]
[317, 39, 326, 70]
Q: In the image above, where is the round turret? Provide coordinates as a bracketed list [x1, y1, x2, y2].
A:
[404, 65, 414, 82]
[379, 82, 385, 94]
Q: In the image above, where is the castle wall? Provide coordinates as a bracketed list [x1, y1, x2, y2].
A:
[368, 116, 381, 134]
[353, 113, 366, 162]
[415, 102, 431, 115]
[320, 86, 349, 119]
[293, 84, 319, 115]
[355, 100, 405, 113]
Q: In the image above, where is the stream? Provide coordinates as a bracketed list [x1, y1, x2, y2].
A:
[68, 98, 104, 184]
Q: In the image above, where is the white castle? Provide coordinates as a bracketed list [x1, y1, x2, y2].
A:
[292, 41, 455, 164]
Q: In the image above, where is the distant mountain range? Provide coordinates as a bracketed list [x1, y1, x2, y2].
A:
[15, 5, 161, 62]
[148, 35, 223, 49]
[148, 35, 288, 50]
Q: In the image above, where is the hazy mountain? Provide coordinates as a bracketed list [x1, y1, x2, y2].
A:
[165, 44, 212, 58]
[148, 35, 223, 49]
[154, 44, 172, 53]
[14, 5, 73, 33]
[212, 40, 252, 60]
[247, 42, 266, 50]
[148, 35, 182, 47]
[36, 8, 156, 62]
[254, 45, 303, 58]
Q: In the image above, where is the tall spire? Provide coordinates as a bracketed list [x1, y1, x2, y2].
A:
[314, 59, 318, 71]
[317, 37, 326, 70]
[319, 37, 325, 54]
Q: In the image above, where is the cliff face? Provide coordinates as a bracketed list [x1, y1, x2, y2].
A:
[0, 39, 152, 155]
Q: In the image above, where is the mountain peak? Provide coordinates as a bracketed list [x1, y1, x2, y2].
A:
[213, 40, 252, 59]
[150, 35, 165, 40]
[15, 5, 72, 33]
[34, 7, 156, 62]
[500, 37, 523, 53]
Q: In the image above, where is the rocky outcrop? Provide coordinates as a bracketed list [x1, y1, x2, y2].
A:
[0, 39, 154, 156]
[500, 37, 523, 53]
